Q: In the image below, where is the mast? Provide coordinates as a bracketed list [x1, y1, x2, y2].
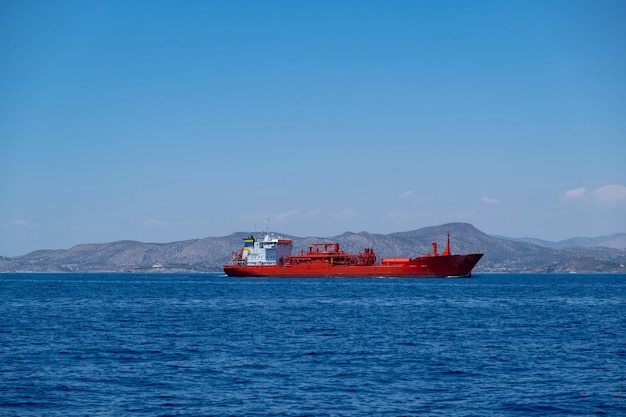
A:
[264, 218, 271, 240]
[442, 231, 451, 256]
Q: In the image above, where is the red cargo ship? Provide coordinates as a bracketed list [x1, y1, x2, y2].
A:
[223, 229, 483, 278]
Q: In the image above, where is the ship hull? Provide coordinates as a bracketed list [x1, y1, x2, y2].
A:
[223, 253, 483, 278]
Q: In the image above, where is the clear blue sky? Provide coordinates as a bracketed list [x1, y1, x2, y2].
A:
[1, 0, 625, 256]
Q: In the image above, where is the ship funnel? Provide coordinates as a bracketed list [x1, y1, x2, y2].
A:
[432, 242, 438, 256]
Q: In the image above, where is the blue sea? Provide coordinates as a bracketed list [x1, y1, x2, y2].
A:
[1, 273, 625, 416]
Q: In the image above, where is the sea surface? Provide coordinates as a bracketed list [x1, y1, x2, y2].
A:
[1, 273, 625, 416]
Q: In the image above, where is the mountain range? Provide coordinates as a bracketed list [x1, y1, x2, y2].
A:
[491, 233, 626, 250]
[1, 223, 625, 273]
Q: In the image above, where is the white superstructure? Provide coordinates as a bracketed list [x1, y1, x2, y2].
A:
[238, 233, 293, 266]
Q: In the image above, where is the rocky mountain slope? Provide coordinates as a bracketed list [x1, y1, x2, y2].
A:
[492, 233, 626, 250]
[1, 223, 624, 273]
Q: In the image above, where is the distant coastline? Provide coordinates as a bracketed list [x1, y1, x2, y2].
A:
[1, 223, 625, 274]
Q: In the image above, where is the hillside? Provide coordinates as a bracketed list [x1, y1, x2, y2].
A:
[492, 233, 626, 250]
[1, 223, 624, 273]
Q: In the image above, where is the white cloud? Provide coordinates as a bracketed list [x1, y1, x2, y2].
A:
[266, 208, 355, 219]
[143, 219, 168, 227]
[561, 187, 587, 203]
[457, 210, 477, 218]
[592, 184, 626, 205]
[388, 210, 405, 219]
[481, 196, 501, 204]
[243, 208, 350, 227]
[4, 219, 33, 228]
[400, 190, 414, 199]
[274, 210, 300, 222]
[561, 184, 626, 205]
